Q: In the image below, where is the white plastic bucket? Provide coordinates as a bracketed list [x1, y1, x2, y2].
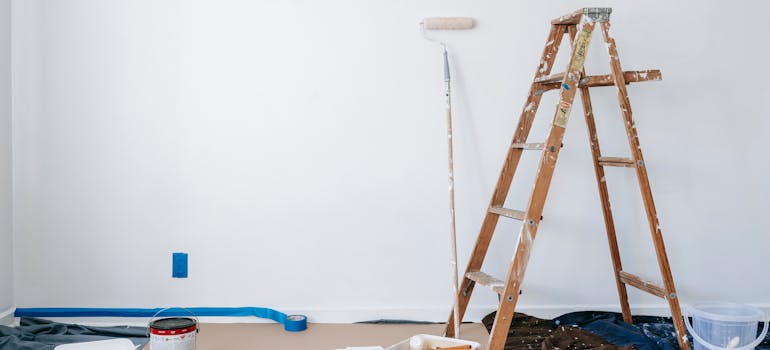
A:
[685, 303, 768, 350]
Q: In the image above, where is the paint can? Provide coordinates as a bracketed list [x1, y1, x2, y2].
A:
[149, 309, 198, 350]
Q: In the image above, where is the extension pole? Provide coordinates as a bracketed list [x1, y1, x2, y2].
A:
[443, 46, 461, 339]
[421, 18, 474, 339]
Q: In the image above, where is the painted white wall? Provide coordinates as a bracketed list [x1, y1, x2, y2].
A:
[10, 0, 770, 322]
[0, 0, 11, 321]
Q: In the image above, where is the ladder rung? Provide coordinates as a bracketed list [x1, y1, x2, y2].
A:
[489, 206, 525, 220]
[598, 157, 635, 168]
[534, 70, 662, 93]
[618, 271, 666, 298]
[511, 142, 545, 150]
[465, 270, 505, 295]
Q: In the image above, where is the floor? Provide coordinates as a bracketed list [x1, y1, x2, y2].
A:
[143, 322, 490, 349]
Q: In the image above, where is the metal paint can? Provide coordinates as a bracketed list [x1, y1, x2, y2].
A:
[149, 316, 197, 350]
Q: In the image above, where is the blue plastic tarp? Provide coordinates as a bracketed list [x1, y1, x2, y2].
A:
[553, 311, 770, 350]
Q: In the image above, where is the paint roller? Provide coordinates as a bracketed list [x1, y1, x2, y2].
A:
[420, 17, 474, 340]
[420, 18, 475, 84]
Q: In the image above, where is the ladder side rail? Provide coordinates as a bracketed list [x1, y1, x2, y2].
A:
[599, 21, 690, 350]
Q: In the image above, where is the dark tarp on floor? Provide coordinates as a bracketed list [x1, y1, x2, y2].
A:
[483, 311, 770, 350]
[482, 312, 632, 350]
[0, 317, 148, 350]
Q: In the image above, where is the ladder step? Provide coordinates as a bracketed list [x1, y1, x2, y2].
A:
[598, 156, 635, 168]
[465, 270, 505, 295]
[586, 70, 662, 87]
[489, 206, 525, 220]
[511, 142, 545, 150]
[533, 72, 566, 84]
[619, 271, 666, 298]
[551, 8, 585, 25]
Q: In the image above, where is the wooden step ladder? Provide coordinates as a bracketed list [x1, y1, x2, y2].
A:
[444, 8, 690, 350]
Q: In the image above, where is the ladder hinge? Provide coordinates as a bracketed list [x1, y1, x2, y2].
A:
[583, 8, 611, 22]
[463, 280, 474, 297]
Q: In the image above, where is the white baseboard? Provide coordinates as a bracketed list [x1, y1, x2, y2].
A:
[14, 303, 770, 327]
[0, 307, 14, 326]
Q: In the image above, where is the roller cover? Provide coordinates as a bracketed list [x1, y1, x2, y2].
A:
[423, 17, 474, 30]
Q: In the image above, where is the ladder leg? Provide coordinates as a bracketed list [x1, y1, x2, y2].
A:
[567, 26, 633, 324]
[600, 21, 691, 350]
[488, 21, 597, 350]
[445, 24, 565, 337]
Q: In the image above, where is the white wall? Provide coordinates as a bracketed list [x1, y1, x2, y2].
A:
[11, 0, 770, 322]
[0, 0, 11, 321]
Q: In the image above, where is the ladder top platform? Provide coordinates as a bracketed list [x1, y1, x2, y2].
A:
[552, 8, 612, 25]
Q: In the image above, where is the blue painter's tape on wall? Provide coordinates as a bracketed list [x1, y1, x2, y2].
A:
[172, 252, 188, 278]
[14, 307, 308, 332]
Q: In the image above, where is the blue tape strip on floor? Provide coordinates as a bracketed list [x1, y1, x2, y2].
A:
[13, 307, 307, 332]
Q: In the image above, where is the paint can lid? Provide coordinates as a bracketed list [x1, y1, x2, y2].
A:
[150, 317, 196, 330]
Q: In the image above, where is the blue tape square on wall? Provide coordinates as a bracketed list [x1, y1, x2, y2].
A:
[172, 252, 188, 278]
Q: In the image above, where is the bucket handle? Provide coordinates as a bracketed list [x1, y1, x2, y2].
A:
[684, 305, 769, 350]
[147, 307, 200, 337]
